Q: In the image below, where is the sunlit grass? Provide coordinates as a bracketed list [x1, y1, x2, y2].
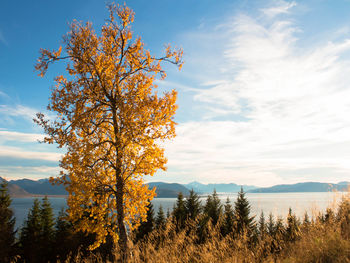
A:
[58, 191, 349, 263]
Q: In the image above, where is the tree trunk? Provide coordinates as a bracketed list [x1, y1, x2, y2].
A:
[116, 176, 128, 262]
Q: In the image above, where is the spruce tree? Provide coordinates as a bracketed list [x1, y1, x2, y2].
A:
[258, 211, 267, 238]
[198, 190, 222, 243]
[0, 181, 16, 263]
[155, 205, 166, 229]
[233, 187, 255, 235]
[271, 217, 285, 255]
[274, 217, 285, 236]
[203, 190, 222, 226]
[40, 196, 55, 262]
[303, 212, 310, 225]
[285, 208, 300, 242]
[135, 202, 155, 241]
[222, 197, 234, 236]
[185, 189, 201, 221]
[19, 199, 42, 263]
[173, 192, 187, 229]
[55, 208, 74, 261]
[267, 213, 275, 235]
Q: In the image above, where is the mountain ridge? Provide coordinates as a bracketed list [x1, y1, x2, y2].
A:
[2, 177, 349, 197]
[249, 181, 350, 193]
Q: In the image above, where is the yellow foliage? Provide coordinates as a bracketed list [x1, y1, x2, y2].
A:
[34, 3, 182, 252]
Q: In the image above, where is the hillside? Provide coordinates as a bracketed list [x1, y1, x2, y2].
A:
[4, 177, 191, 198]
[147, 182, 190, 197]
[4, 176, 349, 196]
[249, 181, 350, 193]
[0, 177, 32, 197]
[9, 178, 67, 195]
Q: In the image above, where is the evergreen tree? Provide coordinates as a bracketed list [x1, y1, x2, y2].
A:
[258, 211, 267, 238]
[135, 202, 155, 241]
[40, 196, 55, 262]
[271, 217, 285, 256]
[285, 208, 300, 242]
[54, 208, 74, 261]
[275, 217, 285, 236]
[267, 213, 275, 235]
[233, 187, 255, 235]
[222, 197, 234, 236]
[303, 212, 310, 225]
[19, 199, 42, 263]
[203, 190, 222, 226]
[173, 192, 187, 229]
[185, 189, 201, 220]
[0, 181, 16, 263]
[198, 190, 222, 243]
[155, 205, 166, 229]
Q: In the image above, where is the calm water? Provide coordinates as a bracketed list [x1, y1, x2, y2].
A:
[11, 192, 346, 230]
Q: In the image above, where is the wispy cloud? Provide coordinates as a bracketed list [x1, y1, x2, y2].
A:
[155, 1, 350, 186]
[0, 104, 38, 122]
[0, 166, 61, 181]
[0, 130, 44, 142]
[0, 90, 9, 98]
[0, 146, 61, 162]
[261, 0, 296, 18]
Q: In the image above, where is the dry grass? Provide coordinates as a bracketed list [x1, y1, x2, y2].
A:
[59, 192, 350, 263]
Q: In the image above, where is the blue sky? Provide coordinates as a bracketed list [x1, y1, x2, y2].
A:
[1, 0, 350, 186]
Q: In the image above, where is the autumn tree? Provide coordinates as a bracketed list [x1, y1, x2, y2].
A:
[34, 3, 182, 261]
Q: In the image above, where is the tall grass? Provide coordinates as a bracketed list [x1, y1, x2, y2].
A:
[60, 193, 350, 263]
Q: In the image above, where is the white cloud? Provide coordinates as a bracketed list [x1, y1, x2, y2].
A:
[0, 166, 61, 181]
[156, 1, 350, 186]
[0, 130, 44, 142]
[0, 104, 38, 122]
[0, 146, 61, 162]
[261, 0, 296, 18]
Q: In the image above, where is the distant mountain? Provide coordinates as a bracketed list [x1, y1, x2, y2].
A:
[147, 182, 190, 198]
[249, 182, 350, 193]
[5, 176, 349, 196]
[0, 177, 32, 197]
[9, 178, 67, 195]
[6, 177, 191, 198]
[185, 181, 257, 194]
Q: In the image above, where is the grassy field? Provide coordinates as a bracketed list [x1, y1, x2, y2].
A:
[60, 194, 350, 263]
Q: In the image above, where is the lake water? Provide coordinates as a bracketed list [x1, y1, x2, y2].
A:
[11, 192, 347, 230]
